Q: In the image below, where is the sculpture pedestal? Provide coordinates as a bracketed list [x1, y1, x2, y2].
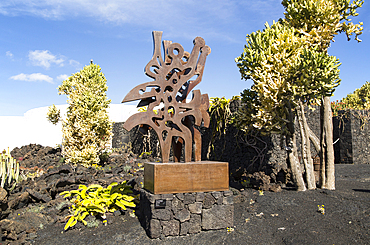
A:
[138, 189, 234, 238]
[144, 161, 229, 194]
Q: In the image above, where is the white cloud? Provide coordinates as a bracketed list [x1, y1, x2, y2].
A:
[0, 104, 139, 151]
[10, 73, 54, 84]
[28, 50, 65, 69]
[57, 74, 69, 81]
[69, 59, 81, 67]
[6, 51, 13, 58]
[0, 1, 283, 40]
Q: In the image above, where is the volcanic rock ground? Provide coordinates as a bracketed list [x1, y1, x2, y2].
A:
[1, 144, 369, 244]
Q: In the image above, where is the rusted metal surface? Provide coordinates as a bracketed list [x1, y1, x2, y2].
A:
[144, 161, 229, 194]
[122, 31, 211, 163]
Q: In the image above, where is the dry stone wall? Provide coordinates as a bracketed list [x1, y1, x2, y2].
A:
[112, 108, 370, 180]
[333, 110, 370, 164]
[138, 189, 234, 238]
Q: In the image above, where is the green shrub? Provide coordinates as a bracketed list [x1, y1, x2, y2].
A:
[60, 181, 137, 230]
[341, 81, 370, 110]
[47, 62, 112, 167]
[0, 147, 20, 191]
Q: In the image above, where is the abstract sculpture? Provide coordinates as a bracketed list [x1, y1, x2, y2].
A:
[122, 31, 211, 163]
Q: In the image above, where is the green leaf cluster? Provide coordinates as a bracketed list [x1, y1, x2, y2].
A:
[235, 21, 318, 134]
[47, 63, 113, 166]
[234, 0, 363, 135]
[282, 0, 363, 51]
[209, 96, 240, 136]
[291, 48, 341, 103]
[60, 181, 137, 230]
[341, 81, 370, 110]
[46, 104, 61, 125]
[0, 148, 20, 191]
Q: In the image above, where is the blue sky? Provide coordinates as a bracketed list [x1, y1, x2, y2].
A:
[0, 0, 369, 116]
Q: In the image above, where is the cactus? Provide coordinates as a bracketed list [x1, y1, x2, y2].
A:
[0, 147, 20, 191]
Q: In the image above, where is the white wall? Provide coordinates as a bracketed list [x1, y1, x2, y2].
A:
[0, 104, 139, 151]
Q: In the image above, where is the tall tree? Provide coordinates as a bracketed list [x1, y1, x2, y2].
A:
[235, 0, 363, 191]
[47, 62, 112, 167]
[282, 0, 364, 190]
[235, 21, 340, 191]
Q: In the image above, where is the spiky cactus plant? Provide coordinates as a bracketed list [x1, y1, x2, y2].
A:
[0, 147, 20, 191]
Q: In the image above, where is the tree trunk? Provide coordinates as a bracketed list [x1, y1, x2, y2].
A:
[287, 102, 306, 191]
[286, 133, 306, 191]
[297, 102, 316, 189]
[320, 96, 335, 190]
[308, 127, 320, 154]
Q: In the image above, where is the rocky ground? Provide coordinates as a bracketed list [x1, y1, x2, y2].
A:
[1, 144, 369, 244]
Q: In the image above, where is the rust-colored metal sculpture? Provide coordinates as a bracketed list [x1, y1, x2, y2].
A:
[122, 31, 211, 163]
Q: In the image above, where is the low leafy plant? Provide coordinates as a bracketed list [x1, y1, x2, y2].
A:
[60, 181, 137, 230]
[1, 147, 20, 191]
[241, 178, 251, 188]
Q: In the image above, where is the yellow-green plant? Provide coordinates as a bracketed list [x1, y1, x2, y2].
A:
[207, 96, 240, 159]
[60, 181, 136, 230]
[235, 0, 363, 191]
[282, 0, 363, 52]
[341, 81, 370, 110]
[331, 100, 351, 116]
[282, 0, 363, 191]
[47, 104, 61, 125]
[209, 97, 232, 136]
[235, 21, 341, 191]
[47, 62, 112, 167]
[0, 147, 20, 191]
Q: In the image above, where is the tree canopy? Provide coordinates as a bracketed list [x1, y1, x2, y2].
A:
[234, 0, 363, 191]
[341, 81, 370, 110]
[235, 21, 341, 135]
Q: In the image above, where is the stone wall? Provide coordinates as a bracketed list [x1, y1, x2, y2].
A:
[138, 189, 234, 238]
[112, 108, 370, 181]
[333, 110, 370, 164]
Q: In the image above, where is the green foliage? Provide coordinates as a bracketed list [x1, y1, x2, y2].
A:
[47, 62, 113, 167]
[0, 148, 20, 191]
[282, 0, 363, 51]
[341, 81, 370, 110]
[291, 48, 341, 104]
[60, 181, 137, 230]
[235, 21, 306, 134]
[47, 104, 61, 125]
[232, 89, 262, 133]
[235, 0, 363, 191]
[208, 96, 239, 136]
[205, 96, 240, 159]
[235, 7, 344, 135]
